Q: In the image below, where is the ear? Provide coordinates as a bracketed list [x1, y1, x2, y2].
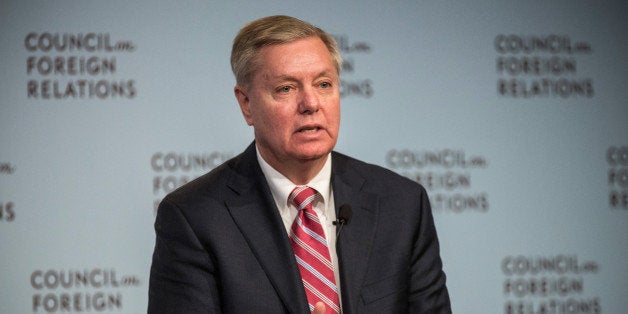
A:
[234, 85, 253, 126]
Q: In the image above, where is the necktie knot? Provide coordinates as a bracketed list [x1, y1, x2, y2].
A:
[289, 186, 318, 212]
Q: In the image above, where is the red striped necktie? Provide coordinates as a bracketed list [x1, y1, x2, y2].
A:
[289, 186, 340, 314]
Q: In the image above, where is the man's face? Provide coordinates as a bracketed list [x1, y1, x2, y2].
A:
[235, 36, 340, 169]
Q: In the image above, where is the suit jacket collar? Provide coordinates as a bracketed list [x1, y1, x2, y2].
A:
[224, 143, 379, 313]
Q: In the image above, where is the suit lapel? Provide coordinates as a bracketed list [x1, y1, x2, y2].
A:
[222, 146, 378, 313]
[224, 144, 309, 313]
[331, 153, 379, 313]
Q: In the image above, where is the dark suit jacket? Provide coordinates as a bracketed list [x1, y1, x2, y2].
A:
[148, 143, 451, 313]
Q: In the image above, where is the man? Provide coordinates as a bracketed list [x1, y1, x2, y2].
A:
[149, 15, 451, 313]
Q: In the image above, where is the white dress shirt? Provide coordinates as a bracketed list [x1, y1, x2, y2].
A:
[255, 147, 342, 304]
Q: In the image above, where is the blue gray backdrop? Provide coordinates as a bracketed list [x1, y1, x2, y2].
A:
[1, 1, 627, 313]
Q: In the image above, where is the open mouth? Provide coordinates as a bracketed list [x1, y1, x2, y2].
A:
[298, 127, 320, 133]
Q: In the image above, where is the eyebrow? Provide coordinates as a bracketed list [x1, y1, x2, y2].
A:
[267, 69, 337, 82]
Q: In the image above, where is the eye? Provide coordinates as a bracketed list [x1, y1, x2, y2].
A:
[278, 86, 292, 93]
[319, 81, 331, 88]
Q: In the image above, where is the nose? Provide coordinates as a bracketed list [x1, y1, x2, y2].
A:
[298, 87, 320, 114]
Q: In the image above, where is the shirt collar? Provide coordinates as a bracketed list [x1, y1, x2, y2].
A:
[255, 146, 332, 209]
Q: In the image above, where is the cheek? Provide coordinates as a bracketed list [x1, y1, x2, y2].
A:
[328, 103, 341, 129]
[249, 100, 276, 126]
[257, 108, 291, 135]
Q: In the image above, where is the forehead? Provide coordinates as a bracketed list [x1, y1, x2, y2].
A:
[254, 37, 336, 81]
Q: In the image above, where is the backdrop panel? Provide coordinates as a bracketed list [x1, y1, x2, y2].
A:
[1, 1, 626, 313]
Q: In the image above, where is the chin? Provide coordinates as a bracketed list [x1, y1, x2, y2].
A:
[293, 147, 332, 161]
[289, 140, 336, 160]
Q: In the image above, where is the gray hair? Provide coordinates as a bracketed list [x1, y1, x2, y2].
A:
[230, 15, 342, 88]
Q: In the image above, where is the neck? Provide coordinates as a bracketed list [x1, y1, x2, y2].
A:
[258, 149, 329, 185]
[285, 158, 327, 185]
